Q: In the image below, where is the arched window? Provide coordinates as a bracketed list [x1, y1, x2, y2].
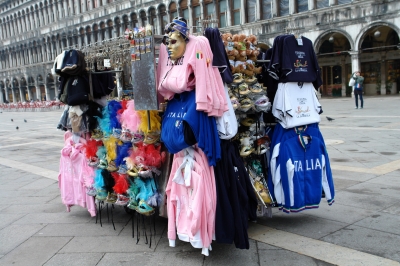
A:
[261, 0, 271, 20]
[158, 5, 167, 33]
[107, 20, 113, 39]
[232, 0, 240, 25]
[149, 8, 157, 33]
[204, 0, 215, 20]
[93, 24, 99, 42]
[317, 0, 329, 9]
[279, 0, 289, 16]
[130, 13, 138, 28]
[122, 15, 129, 31]
[218, 0, 227, 27]
[192, 0, 201, 32]
[179, 0, 189, 22]
[297, 0, 308, 12]
[140, 10, 147, 27]
[169, 2, 178, 21]
[246, 0, 256, 23]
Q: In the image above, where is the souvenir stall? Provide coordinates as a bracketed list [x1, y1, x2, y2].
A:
[55, 17, 335, 256]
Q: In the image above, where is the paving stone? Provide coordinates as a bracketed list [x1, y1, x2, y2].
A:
[330, 177, 361, 191]
[18, 178, 57, 190]
[155, 236, 198, 253]
[258, 249, 336, 266]
[257, 242, 281, 250]
[203, 240, 259, 266]
[257, 212, 347, 240]
[303, 201, 377, 224]
[0, 224, 45, 255]
[0, 213, 26, 230]
[368, 171, 400, 187]
[36, 223, 125, 237]
[382, 205, 400, 216]
[13, 211, 94, 224]
[1, 203, 66, 214]
[333, 190, 399, 211]
[43, 253, 104, 266]
[353, 213, 400, 235]
[59, 235, 160, 253]
[0, 236, 71, 266]
[321, 225, 400, 262]
[97, 251, 204, 266]
[331, 169, 377, 182]
[344, 182, 400, 200]
[119, 215, 167, 237]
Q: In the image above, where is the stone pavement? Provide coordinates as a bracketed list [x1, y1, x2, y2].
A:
[0, 95, 399, 266]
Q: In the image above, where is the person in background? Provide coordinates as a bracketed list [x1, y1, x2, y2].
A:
[352, 71, 364, 109]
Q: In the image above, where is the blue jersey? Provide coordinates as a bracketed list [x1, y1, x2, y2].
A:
[161, 90, 221, 166]
[276, 133, 334, 213]
[268, 123, 322, 204]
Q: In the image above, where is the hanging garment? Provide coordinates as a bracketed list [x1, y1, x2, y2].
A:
[268, 123, 324, 204]
[213, 140, 258, 249]
[272, 82, 322, 129]
[58, 134, 96, 217]
[267, 35, 322, 89]
[157, 35, 228, 117]
[275, 133, 335, 213]
[204, 27, 233, 84]
[161, 90, 221, 166]
[166, 147, 215, 256]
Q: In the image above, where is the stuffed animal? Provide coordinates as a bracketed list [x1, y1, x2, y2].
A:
[233, 34, 247, 57]
[227, 48, 239, 61]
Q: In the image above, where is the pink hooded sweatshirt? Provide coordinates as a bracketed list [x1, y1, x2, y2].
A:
[58, 134, 96, 217]
[157, 35, 228, 117]
[166, 147, 216, 256]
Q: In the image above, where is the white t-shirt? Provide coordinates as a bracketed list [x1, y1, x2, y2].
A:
[272, 82, 321, 129]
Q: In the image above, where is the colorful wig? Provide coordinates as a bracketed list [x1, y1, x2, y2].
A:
[137, 110, 161, 134]
[119, 100, 141, 133]
[111, 172, 129, 194]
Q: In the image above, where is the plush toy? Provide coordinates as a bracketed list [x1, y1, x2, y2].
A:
[242, 62, 254, 77]
[233, 34, 247, 57]
[227, 48, 239, 61]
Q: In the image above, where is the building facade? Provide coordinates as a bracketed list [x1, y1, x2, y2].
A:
[1, 0, 399, 103]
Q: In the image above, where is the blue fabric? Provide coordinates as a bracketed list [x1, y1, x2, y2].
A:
[161, 90, 221, 166]
[204, 28, 234, 84]
[278, 134, 334, 213]
[268, 123, 322, 203]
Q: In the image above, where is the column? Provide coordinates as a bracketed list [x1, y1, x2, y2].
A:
[11, 88, 16, 103]
[0, 89, 3, 104]
[64, 0, 69, 17]
[82, 0, 87, 12]
[96, 0, 101, 8]
[19, 87, 25, 102]
[380, 53, 386, 95]
[69, 0, 74, 15]
[5, 87, 10, 102]
[349, 51, 360, 97]
[240, 0, 245, 25]
[30, 12, 35, 29]
[308, 0, 315, 10]
[289, 0, 295, 14]
[35, 82, 41, 100]
[226, 0, 232, 27]
[27, 80, 33, 101]
[74, 0, 81, 14]
[272, 0, 278, 17]
[157, 13, 162, 35]
[45, 84, 51, 101]
[58, 0, 64, 18]
[52, 3, 58, 21]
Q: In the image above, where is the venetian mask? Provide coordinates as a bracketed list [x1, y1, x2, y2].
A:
[167, 31, 186, 61]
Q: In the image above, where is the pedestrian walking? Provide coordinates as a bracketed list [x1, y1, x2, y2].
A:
[351, 71, 364, 109]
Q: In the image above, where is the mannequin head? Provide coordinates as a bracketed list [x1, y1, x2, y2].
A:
[167, 31, 186, 61]
[164, 17, 189, 61]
